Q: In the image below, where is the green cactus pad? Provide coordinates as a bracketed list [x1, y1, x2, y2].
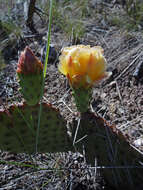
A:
[0, 103, 72, 154]
[72, 87, 92, 113]
[72, 112, 143, 189]
[17, 73, 43, 106]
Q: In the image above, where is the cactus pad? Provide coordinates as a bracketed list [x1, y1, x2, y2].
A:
[0, 103, 71, 154]
[72, 112, 143, 189]
[72, 87, 92, 113]
[17, 73, 43, 105]
[17, 47, 43, 106]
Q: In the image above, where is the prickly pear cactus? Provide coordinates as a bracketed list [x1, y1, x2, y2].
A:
[17, 46, 43, 106]
[72, 112, 143, 189]
[0, 103, 72, 153]
[72, 87, 92, 113]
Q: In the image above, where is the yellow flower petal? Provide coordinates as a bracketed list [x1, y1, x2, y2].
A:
[58, 45, 107, 88]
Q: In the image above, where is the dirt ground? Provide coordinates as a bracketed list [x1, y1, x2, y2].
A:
[0, 1, 143, 189]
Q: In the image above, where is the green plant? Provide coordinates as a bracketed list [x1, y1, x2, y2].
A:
[0, 18, 22, 38]
[72, 112, 143, 189]
[0, 0, 143, 189]
[0, 51, 6, 70]
[109, 16, 123, 27]
[0, 103, 71, 153]
[42, 0, 87, 40]
[123, 0, 143, 29]
[17, 47, 44, 106]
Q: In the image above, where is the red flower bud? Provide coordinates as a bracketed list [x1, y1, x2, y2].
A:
[17, 46, 43, 74]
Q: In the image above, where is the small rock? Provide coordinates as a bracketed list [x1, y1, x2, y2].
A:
[133, 138, 143, 147]
[101, 93, 106, 99]
[133, 61, 143, 82]
[41, 44, 57, 65]
[118, 107, 125, 114]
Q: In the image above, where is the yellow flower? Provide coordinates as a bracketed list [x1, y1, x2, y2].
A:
[58, 45, 107, 88]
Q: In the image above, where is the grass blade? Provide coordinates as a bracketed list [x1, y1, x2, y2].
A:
[35, 0, 53, 153]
